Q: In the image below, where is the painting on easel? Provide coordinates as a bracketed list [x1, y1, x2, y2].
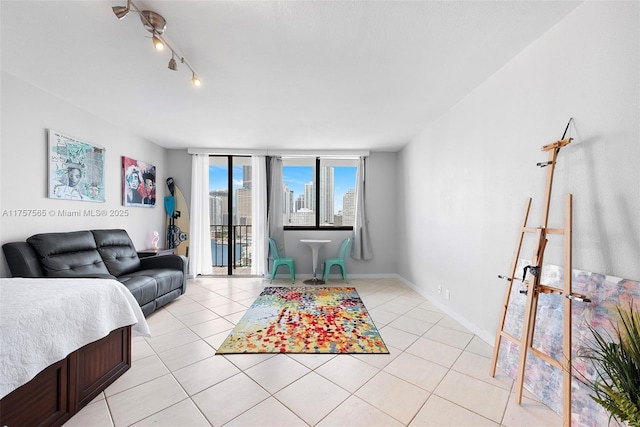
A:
[497, 260, 640, 426]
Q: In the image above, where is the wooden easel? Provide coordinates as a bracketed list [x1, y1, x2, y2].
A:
[489, 130, 589, 427]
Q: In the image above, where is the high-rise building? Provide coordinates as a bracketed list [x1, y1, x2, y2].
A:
[209, 189, 229, 225]
[319, 166, 334, 225]
[342, 189, 356, 226]
[290, 209, 314, 226]
[236, 187, 251, 225]
[242, 165, 252, 189]
[283, 183, 293, 225]
[304, 182, 314, 211]
[295, 194, 305, 212]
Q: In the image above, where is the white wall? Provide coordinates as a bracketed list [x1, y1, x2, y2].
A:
[397, 1, 640, 341]
[0, 71, 169, 277]
[167, 149, 192, 202]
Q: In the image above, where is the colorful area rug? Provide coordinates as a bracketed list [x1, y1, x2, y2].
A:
[216, 286, 388, 354]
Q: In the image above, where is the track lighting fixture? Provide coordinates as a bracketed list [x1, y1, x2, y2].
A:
[112, 0, 201, 87]
[152, 32, 164, 51]
[168, 53, 177, 71]
[112, 0, 130, 20]
[139, 10, 166, 35]
[191, 73, 202, 87]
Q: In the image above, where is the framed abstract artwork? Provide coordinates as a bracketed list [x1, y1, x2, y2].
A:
[122, 156, 156, 207]
[48, 130, 105, 202]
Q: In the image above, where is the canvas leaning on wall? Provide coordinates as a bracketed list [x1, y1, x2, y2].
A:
[122, 156, 156, 208]
[48, 130, 105, 202]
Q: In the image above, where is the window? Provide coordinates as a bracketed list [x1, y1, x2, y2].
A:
[282, 157, 357, 229]
[209, 156, 252, 275]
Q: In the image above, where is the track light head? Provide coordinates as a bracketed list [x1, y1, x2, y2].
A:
[168, 55, 178, 71]
[191, 73, 202, 87]
[153, 33, 165, 51]
[112, 0, 131, 19]
[112, 6, 129, 19]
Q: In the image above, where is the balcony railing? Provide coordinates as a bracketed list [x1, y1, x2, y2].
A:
[210, 225, 251, 268]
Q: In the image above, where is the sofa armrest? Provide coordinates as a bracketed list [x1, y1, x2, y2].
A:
[2, 242, 44, 277]
[139, 254, 186, 271]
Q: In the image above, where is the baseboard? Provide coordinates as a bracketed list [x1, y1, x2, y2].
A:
[395, 275, 494, 346]
[188, 272, 495, 346]
[286, 273, 398, 280]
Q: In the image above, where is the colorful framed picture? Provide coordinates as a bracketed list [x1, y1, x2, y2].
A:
[122, 156, 156, 207]
[48, 130, 105, 202]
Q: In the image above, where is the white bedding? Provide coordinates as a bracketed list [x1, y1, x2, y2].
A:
[0, 278, 151, 399]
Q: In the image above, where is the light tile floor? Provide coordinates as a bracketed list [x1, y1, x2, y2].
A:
[64, 277, 562, 426]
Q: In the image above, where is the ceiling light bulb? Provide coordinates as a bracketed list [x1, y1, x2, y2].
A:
[153, 33, 164, 51]
[192, 73, 202, 87]
[168, 55, 178, 71]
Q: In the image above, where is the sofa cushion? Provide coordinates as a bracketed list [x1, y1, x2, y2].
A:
[137, 269, 183, 296]
[120, 268, 183, 297]
[26, 231, 110, 277]
[117, 275, 157, 306]
[92, 229, 141, 277]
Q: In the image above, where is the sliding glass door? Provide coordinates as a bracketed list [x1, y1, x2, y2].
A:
[209, 156, 252, 275]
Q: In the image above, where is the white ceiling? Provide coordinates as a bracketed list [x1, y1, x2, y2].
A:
[1, 1, 582, 151]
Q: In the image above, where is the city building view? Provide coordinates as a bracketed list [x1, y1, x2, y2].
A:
[208, 161, 252, 273]
[282, 167, 356, 226]
[208, 160, 357, 273]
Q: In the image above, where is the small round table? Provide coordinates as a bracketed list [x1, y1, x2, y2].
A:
[300, 239, 331, 284]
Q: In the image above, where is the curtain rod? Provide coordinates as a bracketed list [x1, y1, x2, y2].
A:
[187, 148, 370, 157]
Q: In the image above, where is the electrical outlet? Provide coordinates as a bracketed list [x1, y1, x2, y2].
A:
[437, 285, 442, 294]
[445, 289, 450, 300]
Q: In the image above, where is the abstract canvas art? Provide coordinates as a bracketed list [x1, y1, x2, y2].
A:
[497, 260, 640, 426]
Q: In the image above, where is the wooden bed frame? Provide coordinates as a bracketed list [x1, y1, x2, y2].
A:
[0, 325, 131, 427]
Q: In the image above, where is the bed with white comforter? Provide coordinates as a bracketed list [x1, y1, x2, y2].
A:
[0, 277, 150, 399]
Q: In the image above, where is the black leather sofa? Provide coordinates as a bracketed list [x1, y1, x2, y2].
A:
[2, 229, 187, 316]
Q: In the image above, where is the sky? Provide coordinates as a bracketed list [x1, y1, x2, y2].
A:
[209, 165, 355, 213]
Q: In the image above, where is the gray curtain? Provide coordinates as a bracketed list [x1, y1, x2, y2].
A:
[352, 157, 373, 260]
[267, 157, 284, 267]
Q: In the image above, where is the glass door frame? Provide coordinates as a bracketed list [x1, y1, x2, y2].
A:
[210, 155, 251, 276]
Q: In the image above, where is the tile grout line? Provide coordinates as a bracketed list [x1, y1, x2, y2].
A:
[97, 278, 558, 427]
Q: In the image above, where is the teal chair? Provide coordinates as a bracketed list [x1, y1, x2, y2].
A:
[268, 238, 295, 283]
[322, 238, 351, 283]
